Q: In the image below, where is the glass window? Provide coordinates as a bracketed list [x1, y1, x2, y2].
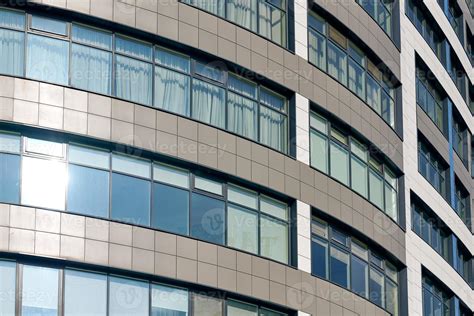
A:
[0, 8, 25, 30]
[332, 229, 349, 247]
[330, 141, 349, 185]
[258, 0, 286, 46]
[190, 193, 225, 245]
[25, 138, 64, 158]
[155, 65, 190, 116]
[310, 129, 328, 173]
[31, 15, 67, 35]
[193, 294, 223, 316]
[152, 182, 189, 235]
[351, 255, 368, 298]
[21, 157, 66, 210]
[327, 41, 347, 84]
[330, 247, 349, 288]
[260, 89, 285, 112]
[195, 176, 223, 195]
[351, 240, 368, 260]
[227, 204, 258, 254]
[310, 113, 328, 134]
[227, 92, 258, 141]
[192, 79, 225, 129]
[155, 47, 190, 73]
[412, 206, 421, 235]
[259, 106, 287, 152]
[351, 155, 368, 198]
[71, 43, 112, 95]
[259, 309, 286, 316]
[153, 163, 189, 189]
[112, 154, 151, 178]
[260, 215, 288, 264]
[226, 1, 258, 32]
[195, 63, 225, 83]
[260, 196, 287, 220]
[366, 75, 382, 114]
[0, 29, 24, 76]
[69, 144, 110, 169]
[308, 28, 326, 71]
[0, 261, 16, 315]
[311, 218, 328, 238]
[228, 74, 257, 99]
[115, 36, 152, 61]
[111, 173, 151, 226]
[64, 270, 107, 316]
[0, 132, 20, 153]
[385, 184, 397, 221]
[67, 164, 109, 218]
[311, 237, 328, 278]
[22, 266, 59, 316]
[369, 268, 384, 307]
[369, 169, 384, 209]
[109, 277, 149, 316]
[26, 34, 69, 85]
[227, 300, 258, 316]
[228, 185, 258, 210]
[151, 284, 188, 316]
[348, 58, 365, 99]
[115, 54, 153, 106]
[0, 153, 20, 204]
[71, 24, 112, 50]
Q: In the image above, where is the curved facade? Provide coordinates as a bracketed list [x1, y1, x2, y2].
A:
[0, 0, 471, 315]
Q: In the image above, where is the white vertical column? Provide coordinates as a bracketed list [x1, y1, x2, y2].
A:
[296, 93, 310, 165]
[294, 0, 308, 60]
[297, 200, 311, 273]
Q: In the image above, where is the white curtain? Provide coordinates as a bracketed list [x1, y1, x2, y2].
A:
[115, 55, 153, 106]
[227, 92, 258, 140]
[71, 44, 112, 95]
[155, 66, 190, 116]
[0, 29, 24, 76]
[226, 0, 257, 31]
[72, 24, 112, 50]
[26, 34, 69, 85]
[191, 79, 225, 129]
[259, 106, 286, 152]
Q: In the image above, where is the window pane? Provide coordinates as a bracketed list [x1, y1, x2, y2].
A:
[109, 277, 149, 316]
[190, 193, 225, 245]
[195, 63, 225, 83]
[385, 184, 398, 221]
[183, 0, 225, 16]
[311, 237, 328, 278]
[0, 153, 20, 204]
[22, 157, 66, 210]
[227, 204, 258, 254]
[112, 154, 151, 178]
[115, 55, 153, 105]
[311, 218, 328, 238]
[0, 132, 20, 153]
[412, 206, 421, 235]
[369, 169, 384, 209]
[369, 268, 384, 308]
[351, 256, 368, 298]
[115, 36, 152, 60]
[228, 185, 258, 209]
[111, 173, 151, 226]
[193, 294, 223, 316]
[228, 92, 258, 141]
[195, 176, 223, 195]
[153, 163, 189, 188]
[348, 59, 365, 99]
[192, 79, 225, 129]
[64, 270, 107, 316]
[152, 183, 189, 235]
[155, 47, 190, 73]
[330, 247, 349, 288]
[260, 196, 287, 220]
[22, 266, 58, 316]
[330, 142, 349, 185]
[227, 300, 258, 316]
[258, 1, 286, 46]
[71, 43, 112, 95]
[310, 112, 327, 134]
[308, 29, 326, 71]
[351, 156, 368, 198]
[151, 284, 188, 316]
[67, 165, 109, 218]
[260, 106, 287, 152]
[260, 89, 285, 112]
[327, 41, 347, 84]
[26, 34, 69, 85]
[26, 138, 64, 158]
[226, 0, 258, 32]
[259, 309, 286, 316]
[71, 24, 112, 50]
[351, 240, 368, 260]
[154, 66, 190, 116]
[0, 29, 24, 76]
[260, 215, 288, 264]
[366, 75, 382, 114]
[0, 9, 25, 29]
[310, 130, 328, 173]
[0, 261, 16, 315]
[228, 75, 257, 99]
[31, 15, 67, 35]
[332, 229, 348, 246]
[69, 144, 110, 169]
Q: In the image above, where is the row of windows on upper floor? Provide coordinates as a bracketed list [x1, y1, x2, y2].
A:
[411, 195, 472, 287]
[417, 135, 471, 227]
[0, 8, 289, 153]
[437, 0, 465, 46]
[415, 61, 470, 169]
[0, 131, 291, 265]
[0, 260, 288, 316]
[309, 109, 399, 223]
[422, 273, 472, 316]
[308, 11, 398, 129]
[311, 215, 399, 315]
[406, 0, 471, 106]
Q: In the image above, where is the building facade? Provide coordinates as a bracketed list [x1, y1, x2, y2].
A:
[0, 0, 472, 315]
